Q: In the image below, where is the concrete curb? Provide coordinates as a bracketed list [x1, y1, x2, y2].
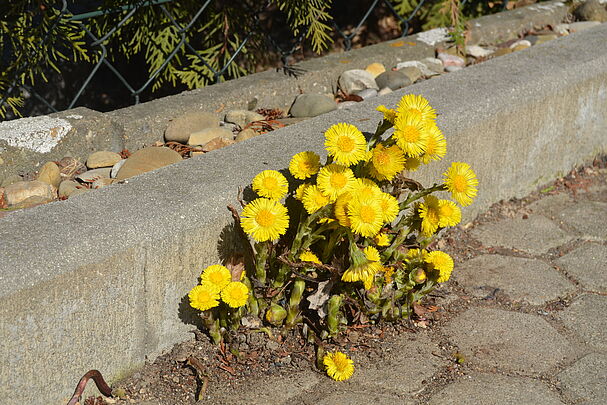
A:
[2, 18, 606, 405]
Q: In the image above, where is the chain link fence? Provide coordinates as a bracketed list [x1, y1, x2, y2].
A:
[0, 0, 510, 119]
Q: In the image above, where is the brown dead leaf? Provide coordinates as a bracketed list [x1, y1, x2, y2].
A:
[226, 254, 246, 281]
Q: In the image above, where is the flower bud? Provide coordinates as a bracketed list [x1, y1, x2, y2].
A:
[412, 268, 427, 284]
[265, 303, 287, 326]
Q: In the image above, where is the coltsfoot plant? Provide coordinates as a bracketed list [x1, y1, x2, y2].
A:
[188, 93, 478, 379]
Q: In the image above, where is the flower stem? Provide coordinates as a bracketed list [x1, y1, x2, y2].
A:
[285, 279, 306, 326]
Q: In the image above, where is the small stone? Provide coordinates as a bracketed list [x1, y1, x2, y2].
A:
[395, 60, 440, 77]
[421, 57, 444, 73]
[266, 340, 280, 351]
[1, 174, 22, 188]
[574, 0, 607, 22]
[76, 167, 112, 183]
[466, 45, 494, 58]
[553, 23, 570, 35]
[0, 156, 3, 165]
[445, 66, 463, 73]
[115, 147, 183, 181]
[289, 94, 337, 118]
[110, 159, 126, 178]
[4, 180, 54, 207]
[11, 195, 53, 209]
[92, 178, 115, 189]
[534, 34, 559, 45]
[354, 88, 378, 100]
[365, 62, 386, 78]
[86, 151, 122, 169]
[337, 101, 359, 110]
[492, 47, 514, 57]
[36, 162, 62, 188]
[164, 111, 219, 143]
[58, 180, 81, 198]
[224, 110, 264, 128]
[375, 70, 411, 90]
[70, 188, 90, 198]
[220, 121, 238, 132]
[378, 87, 393, 96]
[568, 21, 602, 32]
[437, 52, 465, 67]
[338, 69, 379, 94]
[188, 128, 233, 146]
[201, 136, 236, 152]
[190, 151, 205, 157]
[235, 128, 260, 142]
[510, 39, 531, 50]
[398, 66, 423, 83]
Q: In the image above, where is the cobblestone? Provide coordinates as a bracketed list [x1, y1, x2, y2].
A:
[555, 243, 607, 293]
[558, 352, 607, 405]
[557, 293, 607, 351]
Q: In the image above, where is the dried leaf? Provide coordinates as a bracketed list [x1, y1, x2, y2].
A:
[306, 280, 333, 318]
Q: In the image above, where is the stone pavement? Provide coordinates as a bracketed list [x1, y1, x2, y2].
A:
[204, 168, 607, 405]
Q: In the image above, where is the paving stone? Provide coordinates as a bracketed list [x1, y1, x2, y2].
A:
[207, 371, 319, 405]
[558, 200, 607, 239]
[558, 352, 607, 405]
[340, 332, 446, 396]
[555, 243, 607, 293]
[528, 192, 576, 219]
[428, 373, 564, 405]
[304, 389, 410, 405]
[454, 254, 575, 305]
[557, 294, 607, 351]
[471, 214, 573, 255]
[444, 308, 576, 375]
[576, 179, 607, 202]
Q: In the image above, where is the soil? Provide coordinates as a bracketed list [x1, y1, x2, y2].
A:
[75, 155, 607, 405]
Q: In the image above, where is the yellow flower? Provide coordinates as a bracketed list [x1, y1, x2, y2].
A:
[289, 151, 321, 180]
[406, 248, 428, 262]
[317, 164, 355, 200]
[393, 114, 430, 157]
[299, 251, 321, 264]
[221, 281, 249, 308]
[334, 192, 353, 227]
[189, 282, 220, 311]
[347, 196, 384, 237]
[375, 232, 390, 246]
[378, 192, 399, 223]
[382, 266, 395, 283]
[201, 264, 232, 290]
[438, 199, 461, 227]
[443, 162, 479, 207]
[241, 198, 290, 242]
[324, 351, 355, 381]
[324, 123, 367, 166]
[369, 144, 405, 181]
[403, 156, 421, 172]
[363, 273, 375, 290]
[302, 184, 331, 214]
[396, 94, 436, 123]
[350, 177, 381, 201]
[295, 183, 310, 201]
[376, 105, 397, 124]
[425, 251, 454, 283]
[418, 195, 441, 236]
[342, 246, 382, 283]
[420, 123, 447, 164]
[252, 170, 288, 200]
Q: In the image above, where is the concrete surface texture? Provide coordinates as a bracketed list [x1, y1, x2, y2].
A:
[1, 14, 606, 405]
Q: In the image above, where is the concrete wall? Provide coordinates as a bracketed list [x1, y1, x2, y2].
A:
[2, 13, 607, 405]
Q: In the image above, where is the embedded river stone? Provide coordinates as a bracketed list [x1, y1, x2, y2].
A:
[115, 147, 183, 181]
[86, 151, 122, 169]
[289, 94, 337, 118]
[36, 162, 62, 188]
[164, 111, 219, 143]
[4, 180, 54, 207]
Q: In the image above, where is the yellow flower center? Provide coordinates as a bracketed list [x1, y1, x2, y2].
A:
[315, 194, 328, 205]
[230, 289, 243, 300]
[375, 151, 390, 166]
[336, 135, 355, 153]
[359, 205, 377, 223]
[256, 209, 275, 227]
[199, 290, 211, 302]
[299, 161, 312, 171]
[209, 272, 223, 284]
[262, 177, 278, 190]
[330, 173, 348, 189]
[333, 355, 350, 372]
[441, 205, 453, 217]
[402, 125, 420, 143]
[426, 138, 436, 154]
[453, 175, 467, 192]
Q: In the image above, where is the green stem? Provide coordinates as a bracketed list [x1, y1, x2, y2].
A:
[399, 184, 446, 211]
[242, 277, 259, 317]
[285, 279, 306, 326]
[202, 310, 222, 345]
[254, 241, 269, 285]
[322, 227, 345, 263]
[327, 295, 343, 337]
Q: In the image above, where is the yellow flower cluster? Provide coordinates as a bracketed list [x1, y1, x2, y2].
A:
[189, 264, 249, 311]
